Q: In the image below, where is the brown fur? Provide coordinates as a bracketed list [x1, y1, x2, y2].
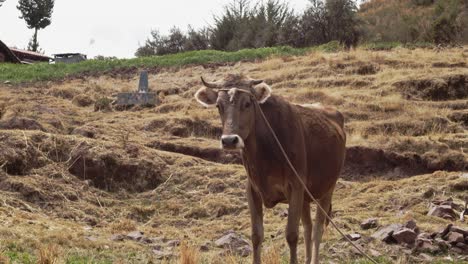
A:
[195, 74, 346, 264]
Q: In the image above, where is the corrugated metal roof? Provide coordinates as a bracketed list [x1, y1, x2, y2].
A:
[9, 48, 52, 59]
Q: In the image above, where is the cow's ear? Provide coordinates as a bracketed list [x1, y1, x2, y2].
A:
[195, 87, 218, 107]
[253, 82, 272, 104]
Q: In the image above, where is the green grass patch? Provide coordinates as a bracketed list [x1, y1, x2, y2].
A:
[0, 46, 309, 84]
[362, 42, 402, 51]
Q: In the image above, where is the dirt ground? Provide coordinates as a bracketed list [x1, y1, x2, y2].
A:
[0, 47, 467, 263]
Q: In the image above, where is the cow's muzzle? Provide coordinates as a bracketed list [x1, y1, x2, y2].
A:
[221, 134, 244, 150]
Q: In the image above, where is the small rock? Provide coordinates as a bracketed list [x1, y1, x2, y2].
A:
[416, 232, 431, 240]
[215, 231, 250, 248]
[360, 218, 378, 230]
[167, 239, 181, 247]
[279, 209, 288, 218]
[439, 224, 453, 238]
[428, 205, 457, 220]
[236, 245, 253, 257]
[4, 81, 11, 84]
[415, 239, 439, 254]
[419, 253, 434, 262]
[422, 188, 435, 198]
[368, 249, 381, 257]
[200, 242, 210, 252]
[126, 231, 144, 241]
[450, 226, 468, 236]
[450, 247, 463, 254]
[393, 228, 417, 244]
[434, 238, 450, 251]
[455, 242, 468, 251]
[152, 249, 172, 259]
[345, 233, 362, 241]
[445, 232, 465, 245]
[371, 224, 402, 243]
[85, 236, 98, 242]
[110, 234, 125, 241]
[404, 219, 419, 233]
[215, 230, 251, 257]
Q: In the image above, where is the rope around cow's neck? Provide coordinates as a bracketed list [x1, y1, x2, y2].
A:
[218, 88, 379, 264]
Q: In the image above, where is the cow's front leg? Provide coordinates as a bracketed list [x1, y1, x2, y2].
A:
[247, 182, 263, 264]
[286, 186, 304, 264]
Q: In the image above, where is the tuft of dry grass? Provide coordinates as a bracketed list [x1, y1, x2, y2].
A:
[37, 244, 61, 264]
[262, 245, 282, 264]
[179, 242, 199, 264]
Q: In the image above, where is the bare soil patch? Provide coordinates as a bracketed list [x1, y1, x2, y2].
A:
[395, 74, 468, 101]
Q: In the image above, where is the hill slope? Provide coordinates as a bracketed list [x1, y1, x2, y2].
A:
[0, 47, 467, 263]
[359, 0, 468, 44]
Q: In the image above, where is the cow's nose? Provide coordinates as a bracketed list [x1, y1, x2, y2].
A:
[221, 135, 240, 148]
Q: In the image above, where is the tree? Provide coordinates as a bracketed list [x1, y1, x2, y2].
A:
[17, 0, 55, 52]
[325, 0, 360, 48]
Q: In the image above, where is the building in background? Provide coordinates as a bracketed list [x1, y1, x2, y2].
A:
[0, 40, 21, 63]
[53, 53, 87, 64]
[0, 40, 51, 64]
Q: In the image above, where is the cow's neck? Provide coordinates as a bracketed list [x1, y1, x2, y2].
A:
[242, 99, 282, 170]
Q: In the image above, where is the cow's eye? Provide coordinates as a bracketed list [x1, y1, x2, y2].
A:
[244, 101, 251, 109]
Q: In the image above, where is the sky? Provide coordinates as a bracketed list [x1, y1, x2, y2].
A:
[0, 0, 313, 58]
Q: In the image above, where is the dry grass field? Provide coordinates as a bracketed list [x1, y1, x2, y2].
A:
[0, 47, 467, 263]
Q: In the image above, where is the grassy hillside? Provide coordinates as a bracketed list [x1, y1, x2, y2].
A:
[0, 47, 308, 84]
[0, 46, 467, 263]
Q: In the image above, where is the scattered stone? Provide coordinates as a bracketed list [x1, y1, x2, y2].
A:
[345, 233, 362, 241]
[126, 231, 144, 241]
[152, 249, 173, 259]
[237, 245, 253, 257]
[371, 224, 402, 243]
[450, 226, 468, 236]
[360, 218, 378, 230]
[393, 228, 417, 244]
[200, 242, 210, 252]
[167, 239, 181, 247]
[368, 249, 381, 258]
[215, 230, 252, 257]
[419, 253, 434, 262]
[72, 94, 95, 107]
[434, 238, 450, 251]
[439, 224, 453, 238]
[455, 242, 468, 251]
[428, 204, 457, 220]
[279, 209, 288, 218]
[85, 236, 98, 242]
[422, 188, 435, 198]
[110, 234, 125, 241]
[404, 219, 419, 233]
[417, 232, 431, 240]
[445, 232, 465, 245]
[415, 238, 440, 254]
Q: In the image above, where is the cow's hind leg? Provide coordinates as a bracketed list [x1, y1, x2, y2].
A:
[301, 202, 313, 264]
[311, 191, 333, 264]
[247, 182, 263, 264]
[286, 187, 304, 264]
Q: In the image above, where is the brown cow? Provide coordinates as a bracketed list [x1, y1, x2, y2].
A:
[195, 74, 346, 264]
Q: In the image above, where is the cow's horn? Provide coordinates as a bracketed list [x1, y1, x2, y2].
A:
[250, 79, 264, 85]
[201, 77, 222, 89]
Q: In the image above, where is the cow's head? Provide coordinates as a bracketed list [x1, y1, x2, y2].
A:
[195, 74, 272, 150]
